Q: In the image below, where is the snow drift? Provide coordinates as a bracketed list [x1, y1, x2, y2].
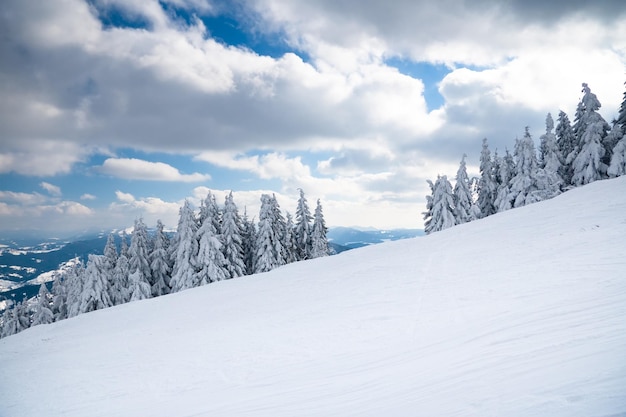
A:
[1, 178, 625, 417]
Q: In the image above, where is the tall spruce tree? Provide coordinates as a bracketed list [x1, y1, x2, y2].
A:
[241, 209, 257, 275]
[608, 81, 626, 177]
[571, 83, 611, 186]
[170, 201, 199, 292]
[555, 110, 576, 185]
[196, 198, 228, 286]
[477, 138, 496, 218]
[221, 192, 246, 278]
[254, 194, 285, 273]
[283, 212, 298, 264]
[128, 219, 152, 301]
[150, 220, 171, 297]
[453, 154, 479, 224]
[423, 175, 456, 234]
[294, 189, 313, 260]
[310, 199, 330, 258]
[539, 113, 564, 189]
[78, 255, 113, 314]
[31, 283, 54, 326]
[494, 148, 515, 212]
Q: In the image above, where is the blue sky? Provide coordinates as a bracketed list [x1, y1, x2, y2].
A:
[1, 0, 625, 237]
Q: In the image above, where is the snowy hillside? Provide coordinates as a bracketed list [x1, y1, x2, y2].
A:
[1, 178, 625, 417]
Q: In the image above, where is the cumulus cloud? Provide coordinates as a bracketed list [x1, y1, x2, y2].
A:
[80, 193, 97, 200]
[99, 158, 211, 182]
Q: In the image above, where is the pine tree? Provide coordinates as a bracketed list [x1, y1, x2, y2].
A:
[254, 194, 285, 273]
[608, 81, 626, 178]
[538, 113, 564, 190]
[423, 175, 456, 234]
[311, 199, 330, 258]
[477, 138, 496, 218]
[66, 262, 86, 318]
[571, 83, 610, 186]
[78, 255, 113, 314]
[555, 110, 576, 185]
[294, 189, 313, 260]
[110, 250, 130, 305]
[127, 219, 152, 301]
[31, 283, 54, 326]
[1, 304, 22, 338]
[283, 212, 298, 264]
[453, 154, 479, 224]
[170, 201, 199, 292]
[150, 220, 171, 297]
[196, 201, 228, 286]
[493, 148, 516, 212]
[221, 192, 246, 278]
[241, 209, 257, 275]
[103, 234, 118, 272]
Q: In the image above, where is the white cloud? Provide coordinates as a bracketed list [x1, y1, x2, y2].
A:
[80, 193, 97, 200]
[99, 158, 210, 182]
[40, 182, 62, 197]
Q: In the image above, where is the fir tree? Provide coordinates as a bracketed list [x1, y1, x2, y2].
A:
[110, 250, 130, 305]
[221, 192, 246, 278]
[608, 81, 626, 178]
[311, 199, 330, 258]
[477, 138, 496, 218]
[283, 212, 298, 264]
[170, 201, 199, 292]
[31, 283, 54, 326]
[196, 200, 228, 286]
[66, 262, 86, 318]
[294, 189, 313, 260]
[571, 83, 610, 186]
[539, 113, 564, 189]
[128, 219, 152, 301]
[423, 175, 456, 234]
[241, 209, 257, 275]
[254, 194, 285, 273]
[555, 110, 576, 185]
[453, 154, 479, 224]
[78, 255, 113, 314]
[150, 220, 171, 297]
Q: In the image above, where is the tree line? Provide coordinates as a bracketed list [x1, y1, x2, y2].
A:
[0, 190, 330, 338]
[424, 82, 626, 233]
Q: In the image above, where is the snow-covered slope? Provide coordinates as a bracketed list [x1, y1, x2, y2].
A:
[1, 178, 625, 417]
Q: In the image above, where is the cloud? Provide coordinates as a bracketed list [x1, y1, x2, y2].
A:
[40, 182, 62, 197]
[99, 158, 211, 182]
[110, 190, 182, 228]
[80, 193, 97, 200]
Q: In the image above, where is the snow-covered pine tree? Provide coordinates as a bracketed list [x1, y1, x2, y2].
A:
[196, 199, 228, 286]
[221, 192, 246, 279]
[571, 83, 611, 186]
[555, 110, 576, 185]
[453, 154, 479, 224]
[169, 201, 199, 292]
[0, 304, 21, 338]
[31, 283, 54, 326]
[507, 128, 561, 208]
[150, 219, 171, 297]
[103, 234, 118, 272]
[78, 255, 113, 314]
[283, 212, 298, 264]
[51, 269, 68, 321]
[294, 189, 313, 260]
[310, 199, 330, 258]
[241, 209, 257, 275]
[120, 231, 129, 258]
[538, 113, 564, 190]
[477, 138, 497, 218]
[494, 148, 516, 212]
[423, 175, 456, 234]
[608, 81, 626, 178]
[66, 261, 86, 318]
[128, 219, 152, 301]
[254, 194, 285, 273]
[110, 249, 130, 305]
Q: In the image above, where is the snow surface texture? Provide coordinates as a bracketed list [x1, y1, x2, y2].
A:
[1, 178, 626, 417]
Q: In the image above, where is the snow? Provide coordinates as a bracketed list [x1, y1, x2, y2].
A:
[1, 177, 626, 417]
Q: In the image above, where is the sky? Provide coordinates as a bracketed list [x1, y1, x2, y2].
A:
[1, 0, 625, 236]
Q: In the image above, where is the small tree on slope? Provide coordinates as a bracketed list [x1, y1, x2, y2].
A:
[170, 201, 199, 292]
[31, 283, 54, 326]
[453, 154, 479, 224]
[311, 199, 330, 258]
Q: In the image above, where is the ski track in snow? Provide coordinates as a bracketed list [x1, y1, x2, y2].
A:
[1, 177, 626, 417]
